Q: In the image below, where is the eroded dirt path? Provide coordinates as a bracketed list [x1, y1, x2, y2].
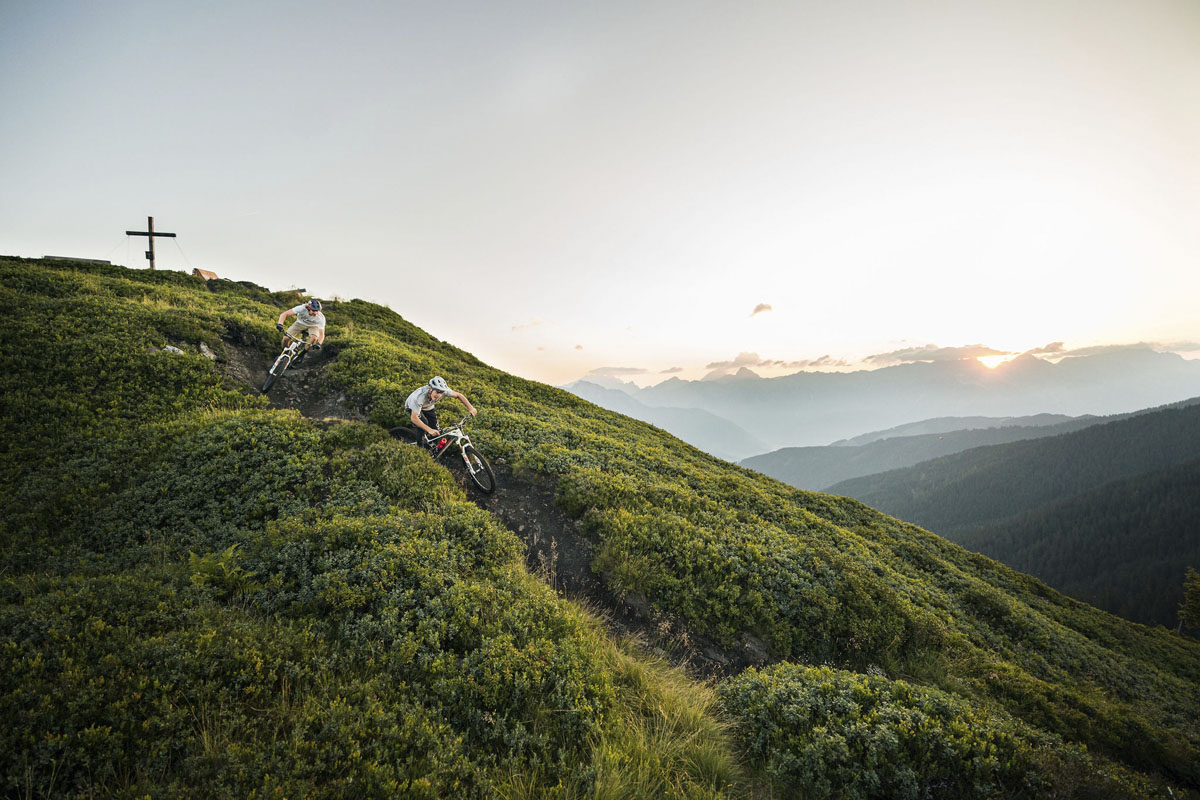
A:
[218, 333, 761, 678]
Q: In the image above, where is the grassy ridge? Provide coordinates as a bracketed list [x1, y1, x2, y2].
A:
[0, 259, 740, 798]
[2, 257, 1198, 798]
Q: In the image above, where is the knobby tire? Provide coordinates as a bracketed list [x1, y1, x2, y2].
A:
[462, 445, 496, 495]
[261, 354, 290, 393]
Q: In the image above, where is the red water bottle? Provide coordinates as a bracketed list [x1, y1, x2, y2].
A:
[437, 438, 447, 451]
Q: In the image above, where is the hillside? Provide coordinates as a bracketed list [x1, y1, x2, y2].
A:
[827, 403, 1200, 627]
[744, 401, 1200, 492]
[742, 415, 1104, 490]
[832, 414, 1085, 446]
[954, 460, 1200, 627]
[3, 257, 1200, 799]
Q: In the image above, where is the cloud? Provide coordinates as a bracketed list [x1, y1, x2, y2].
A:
[588, 366, 649, 376]
[575, 344, 583, 351]
[1025, 342, 1066, 356]
[864, 344, 1009, 366]
[793, 354, 852, 369]
[705, 352, 767, 370]
[750, 303, 773, 317]
[702, 351, 848, 377]
[660, 366, 683, 374]
[511, 317, 551, 333]
[1035, 341, 1185, 359]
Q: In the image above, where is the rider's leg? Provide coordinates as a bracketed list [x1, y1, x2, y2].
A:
[285, 321, 310, 361]
[418, 410, 440, 445]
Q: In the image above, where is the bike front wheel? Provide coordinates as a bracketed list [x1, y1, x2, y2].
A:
[261, 354, 290, 393]
[461, 445, 496, 494]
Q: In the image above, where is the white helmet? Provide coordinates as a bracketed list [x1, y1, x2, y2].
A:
[428, 376, 450, 393]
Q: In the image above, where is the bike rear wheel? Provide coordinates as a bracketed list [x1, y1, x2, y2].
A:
[462, 445, 496, 495]
[261, 354, 290, 393]
[388, 426, 420, 444]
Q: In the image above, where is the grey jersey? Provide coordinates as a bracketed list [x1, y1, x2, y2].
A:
[405, 385, 456, 415]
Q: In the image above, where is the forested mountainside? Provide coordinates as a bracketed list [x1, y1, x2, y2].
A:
[3, 257, 1199, 799]
[832, 414, 1084, 446]
[828, 404, 1200, 627]
[953, 460, 1200, 627]
[742, 416, 1105, 490]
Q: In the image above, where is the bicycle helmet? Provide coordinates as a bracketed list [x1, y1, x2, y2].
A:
[428, 376, 450, 393]
[306, 299, 322, 313]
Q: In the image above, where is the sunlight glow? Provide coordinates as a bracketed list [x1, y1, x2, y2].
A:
[977, 354, 1018, 370]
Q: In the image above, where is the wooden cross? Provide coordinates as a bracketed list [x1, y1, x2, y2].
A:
[125, 216, 176, 270]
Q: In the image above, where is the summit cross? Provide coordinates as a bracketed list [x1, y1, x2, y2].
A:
[125, 216, 176, 270]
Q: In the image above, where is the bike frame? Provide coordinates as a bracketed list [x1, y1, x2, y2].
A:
[428, 415, 476, 463]
[269, 330, 309, 375]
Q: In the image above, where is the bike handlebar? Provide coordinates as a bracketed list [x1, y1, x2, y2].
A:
[445, 414, 475, 430]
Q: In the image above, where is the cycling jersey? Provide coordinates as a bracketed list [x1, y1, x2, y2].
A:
[405, 385, 458, 415]
[288, 304, 326, 330]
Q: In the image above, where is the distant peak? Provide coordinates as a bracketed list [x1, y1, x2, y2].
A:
[701, 366, 762, 382]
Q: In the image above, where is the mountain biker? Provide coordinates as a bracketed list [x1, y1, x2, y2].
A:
[276, 299, 326, 358]
[406, 376, 477, 447]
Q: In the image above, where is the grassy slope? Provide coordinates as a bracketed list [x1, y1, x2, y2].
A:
[3, 258, 1198, 799]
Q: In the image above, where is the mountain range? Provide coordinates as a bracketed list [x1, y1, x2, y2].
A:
[562, 379, 767, 461]
[581, 351, 1200, 449]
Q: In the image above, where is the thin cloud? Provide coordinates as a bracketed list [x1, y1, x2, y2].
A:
[703, 351, 844, 377]
[511, 317, 551, 333]
[750, 303, 773, 317]
[1025, 341, 1066, 356]
[1041, 342, 1175, 359]
[706, 352, 769, 370]
[864, 344, 1008, 366]
[588, 366, 649, 376]
[794, 354, 851, 369]
[660, 366, 683, 374]
[574, 344, 583, 351]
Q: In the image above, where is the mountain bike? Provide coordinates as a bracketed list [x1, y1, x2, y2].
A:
[389, 414, 497, 495]
[261, 330, 313, 393]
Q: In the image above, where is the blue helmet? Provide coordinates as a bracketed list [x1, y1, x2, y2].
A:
[306, 299, 322, 313]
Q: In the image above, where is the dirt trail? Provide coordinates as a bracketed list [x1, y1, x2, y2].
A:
[217, 333, 762, 678]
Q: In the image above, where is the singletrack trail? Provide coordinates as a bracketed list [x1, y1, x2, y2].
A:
[218, 334, 764, 677]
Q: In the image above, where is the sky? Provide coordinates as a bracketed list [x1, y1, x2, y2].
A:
[3, 0, 1199, 387]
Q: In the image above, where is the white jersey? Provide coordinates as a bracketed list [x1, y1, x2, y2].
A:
[405, 385, 457, 415]
[289, 305, 326, 330]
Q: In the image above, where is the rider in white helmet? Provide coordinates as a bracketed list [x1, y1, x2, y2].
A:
[405, 376, 477, 446]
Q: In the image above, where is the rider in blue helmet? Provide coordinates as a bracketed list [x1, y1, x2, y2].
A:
[276, 298, 326, 355]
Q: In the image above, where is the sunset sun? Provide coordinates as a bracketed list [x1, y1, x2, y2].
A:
[977, 354, 1017, 369]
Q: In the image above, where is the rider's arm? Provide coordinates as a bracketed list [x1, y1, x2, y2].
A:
[277, 309, 295, 326]
[411, 409, 438, 436]
[312, 327, 326, 345]
[452, 392, 477, 417]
